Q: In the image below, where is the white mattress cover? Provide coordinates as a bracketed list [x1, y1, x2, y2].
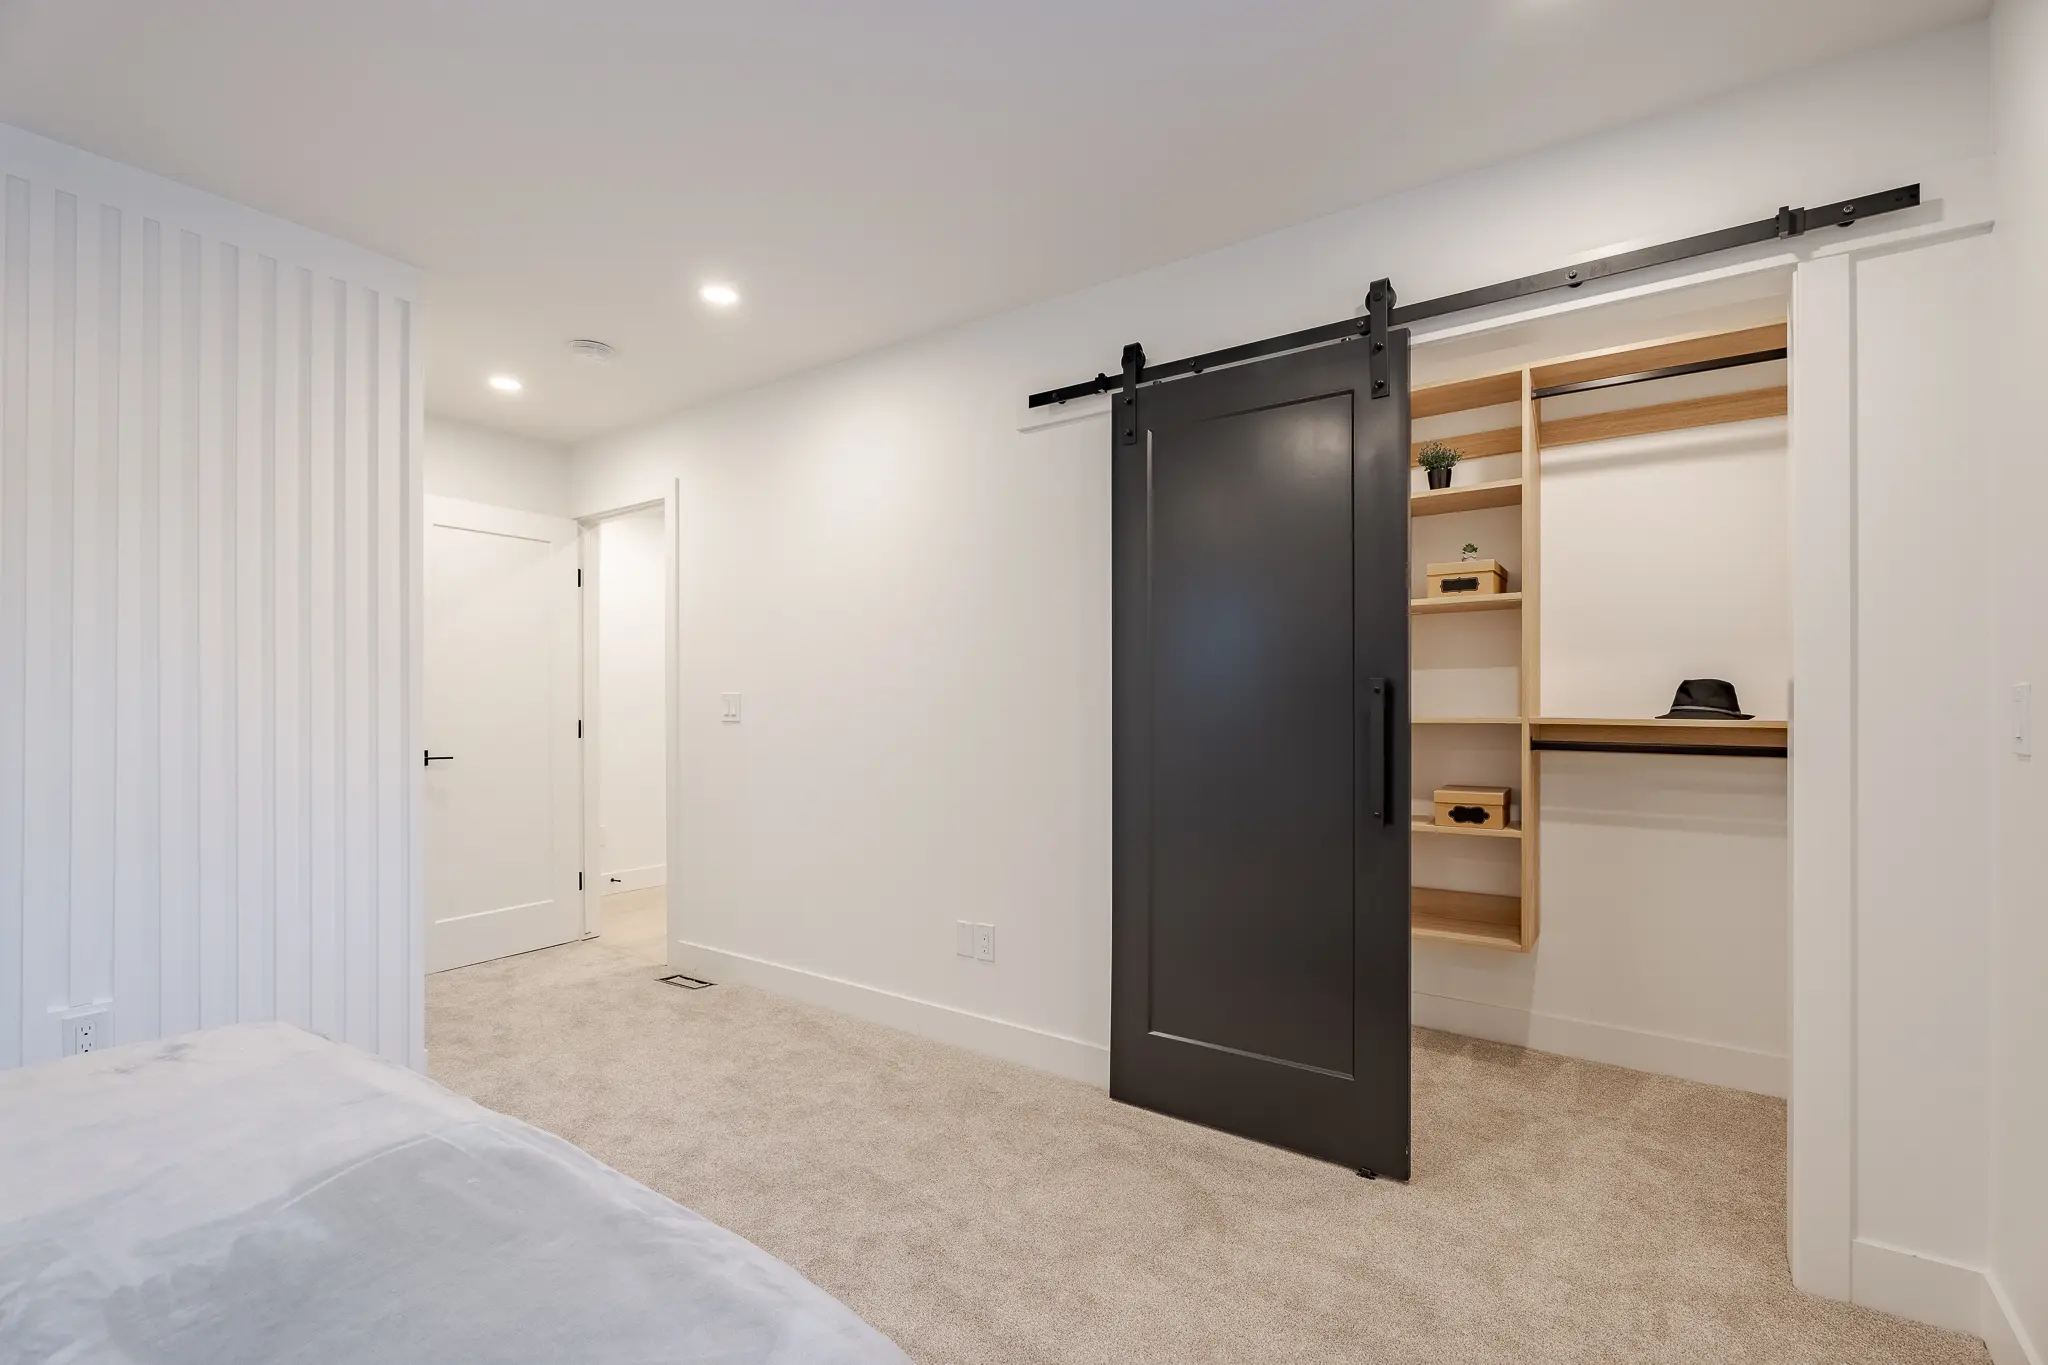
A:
[0, 1023, 908, 1365]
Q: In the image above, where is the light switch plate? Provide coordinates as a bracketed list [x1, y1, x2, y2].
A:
[955, 921, 975, 957]
[2016, 683, 2033, 758]
[721, 692, 742, 724]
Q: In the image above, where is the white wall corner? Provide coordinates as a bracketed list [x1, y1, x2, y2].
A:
[1983, 1272, 2046, 1365]
[671, 940, 1110, 1088]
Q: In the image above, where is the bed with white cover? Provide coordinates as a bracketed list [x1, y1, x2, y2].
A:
[0, 1022, 908, 1364]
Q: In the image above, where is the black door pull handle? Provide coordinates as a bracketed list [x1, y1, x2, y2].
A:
[423, 751, 455, 766]
[1366, 678, 1391, 825]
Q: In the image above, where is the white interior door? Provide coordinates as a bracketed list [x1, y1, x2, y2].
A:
[425, 496, 583, 973]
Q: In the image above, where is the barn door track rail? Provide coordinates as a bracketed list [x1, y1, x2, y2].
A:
[1030, 183, 1920, 412]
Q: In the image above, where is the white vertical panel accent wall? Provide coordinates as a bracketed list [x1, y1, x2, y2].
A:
[0, 122, 423, 1071]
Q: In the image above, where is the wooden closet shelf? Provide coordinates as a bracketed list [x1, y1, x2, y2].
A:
[1412, 818, 1522, 841]
[1531, 717, 1788, 752]
[1529, 323, 1786, 393]
[1411, 592, 1522, 616]
[1411, 478, 1522, 517]
[1539, 387, 1786, 447]
[1412, 887, 1526, 951]
[1409, 425, 1521, 466]
[1412, 371, 1522, 419]
[1413, 717, 1522, 726]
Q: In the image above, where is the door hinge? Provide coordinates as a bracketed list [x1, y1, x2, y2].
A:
[577, 719, 583, 739]
[578, 871, 584, 891]
[576, 568, 582, 587]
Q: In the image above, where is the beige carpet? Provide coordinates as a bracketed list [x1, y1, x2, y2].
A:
[427, 889, 1984, 1365]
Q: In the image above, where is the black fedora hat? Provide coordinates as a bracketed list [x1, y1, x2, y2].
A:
[1660, 679, 1752, 720]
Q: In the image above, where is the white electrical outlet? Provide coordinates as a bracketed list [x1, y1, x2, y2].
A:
[973, 924, 995, 963]
[955, 921, 975, 957]
[721, 692, 742, 724]
[61, 1005, 111, 1057]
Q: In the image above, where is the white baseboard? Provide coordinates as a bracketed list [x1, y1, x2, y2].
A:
[1412, 991, 1787, 1097]
[1852, 1240, 2046, 1358]
[671, 940, 1111, 1088]
[1851, 1238, 2000, 1341]
[664, 950, 1787, 1101]
[1981, 1272, 2043, 1365]
[602, 863, 665, 894]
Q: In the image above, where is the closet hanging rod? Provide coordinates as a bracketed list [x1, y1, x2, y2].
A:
[1528, 347, 1787, 400]
[1026, 183, 1919, 409]
[1531, 740, 1788, 759]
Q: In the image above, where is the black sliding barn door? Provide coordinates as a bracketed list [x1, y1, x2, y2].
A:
[1111, 336, 1411, 1178]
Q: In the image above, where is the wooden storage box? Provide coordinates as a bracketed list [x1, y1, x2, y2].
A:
[1433, 785, 1511, 830]
[1425, 558, 1507, 597]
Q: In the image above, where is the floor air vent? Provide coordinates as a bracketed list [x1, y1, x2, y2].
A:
[659, 972, 715, 991]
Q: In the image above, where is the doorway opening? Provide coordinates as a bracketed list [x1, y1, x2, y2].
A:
[578, 498, 676, 968]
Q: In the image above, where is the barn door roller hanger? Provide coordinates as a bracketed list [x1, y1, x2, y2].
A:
[1045, 183, 1921, 419]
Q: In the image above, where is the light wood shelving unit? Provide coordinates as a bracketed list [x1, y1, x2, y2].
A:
[1410, 591, 1521, 616]
[1412, 819, 1523, 840]
[1531, 717, 1788, 751]
[1410, 478, 1522, 517]
[1411, 887, 1525, 950]
[1406, 321, 1791, 953]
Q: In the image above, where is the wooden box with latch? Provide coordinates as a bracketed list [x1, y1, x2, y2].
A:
[1433, 785, 1511, 830]
[1424, 558, 1508, 598]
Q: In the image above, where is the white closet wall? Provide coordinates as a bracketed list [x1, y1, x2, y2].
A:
[0, 123, 424, 1070]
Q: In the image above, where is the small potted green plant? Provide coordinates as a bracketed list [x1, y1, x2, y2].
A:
[1418, 440, 1461, 490]
[1461, 542, 1480, 561]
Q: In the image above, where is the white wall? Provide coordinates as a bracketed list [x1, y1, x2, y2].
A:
[1989, 2, 2048, 1361]
[423, 414, 570, 518]
[573, 24, 1992, 1093]
[597, 505, 666, 888]
[0, 122, 424, 1069]
[1841, 230, 1998, 1329]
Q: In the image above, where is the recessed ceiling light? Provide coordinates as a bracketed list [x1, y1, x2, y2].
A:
[488, 374, 522, 393]
[699, 282, 740, 308]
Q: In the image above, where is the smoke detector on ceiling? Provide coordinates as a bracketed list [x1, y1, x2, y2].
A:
[567, 338, 616, 364]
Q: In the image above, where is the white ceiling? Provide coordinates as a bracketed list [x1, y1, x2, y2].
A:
[0, 0, 1985, 443]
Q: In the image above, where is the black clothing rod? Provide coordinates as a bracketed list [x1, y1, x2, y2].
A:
[1027, 183, 1919, 409]
[1531, 740, 1788, 759]
[1528, 347, 1787, 400]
